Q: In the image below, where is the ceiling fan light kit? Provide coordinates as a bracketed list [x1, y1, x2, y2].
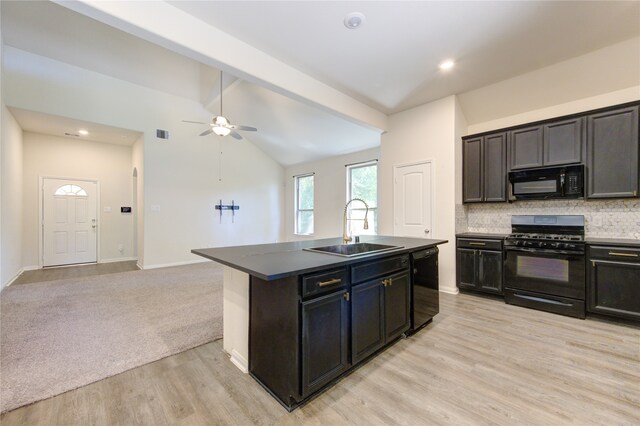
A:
[183, 71, 257, 140]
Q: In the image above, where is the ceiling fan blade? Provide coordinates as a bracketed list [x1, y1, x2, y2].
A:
[230, 130, 243, 140]
[230, 124, 257, 132]
[199, 129, 214, 136]
[183, 120, 210, 125]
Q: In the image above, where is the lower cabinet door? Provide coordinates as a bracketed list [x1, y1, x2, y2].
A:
[351, 279, 385, 365]
[301, 290, 349, 397]
[589, 260, 640, 321]
[384, 271, 411, 342]
[478, 250, 503, 294]
[457, 248, 477, 289]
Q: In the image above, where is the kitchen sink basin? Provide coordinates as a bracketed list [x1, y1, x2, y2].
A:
[304, 242, 403, 257]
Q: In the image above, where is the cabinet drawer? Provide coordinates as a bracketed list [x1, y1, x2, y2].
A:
[589, 246, 640, 263]
[351, 255, 409, 284]
[302, 268, 348, 298]
[457, 238, 502, 251]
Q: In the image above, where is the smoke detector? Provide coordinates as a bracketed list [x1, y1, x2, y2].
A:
[344, 12, 366, 29]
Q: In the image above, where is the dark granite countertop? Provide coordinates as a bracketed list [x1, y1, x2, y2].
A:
[456, 232, 509, 239]
[586, 238, 640, 248]
[192, 235, 448, 281]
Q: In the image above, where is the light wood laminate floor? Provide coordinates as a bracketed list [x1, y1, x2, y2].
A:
[12, 261, 139, 285]
[2, 292, 638, 425]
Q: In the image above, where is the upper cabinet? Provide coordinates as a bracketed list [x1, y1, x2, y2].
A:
[463, 132, 507, 203]
[462, 101, 639, 204]
[586, 106, 639, 199]
[510, 118, 584, 170]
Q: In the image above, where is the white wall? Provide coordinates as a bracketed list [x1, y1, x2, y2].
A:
[379, 96, 461, 294]
[459, 37, 640, 128]
[4, 47, 284, 269]
[132, 135, 144, 267]
[284, 148, 380, 242]
[21, 132, 134, 267]
[1, 105, 23, 288]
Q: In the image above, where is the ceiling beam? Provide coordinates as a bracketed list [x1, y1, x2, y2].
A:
[53, 0, 388, 133]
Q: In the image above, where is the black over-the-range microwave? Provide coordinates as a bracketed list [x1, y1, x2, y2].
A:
[508, 164, 584, 200]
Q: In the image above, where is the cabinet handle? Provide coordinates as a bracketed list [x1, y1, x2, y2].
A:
[469, 242, 486, 246]
[382, 279, 389, 287]
[343, 292, 350, 301]
[608, 251, 639, 258]
[387, 278, 393, 287]
[318, 278, 342, 287]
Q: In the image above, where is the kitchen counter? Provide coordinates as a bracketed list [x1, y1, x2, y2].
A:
[192, 235, 447, 281]
[456, 232, 508, 239]
[191, 235, 447, 409]
[586, 238, 640, 248]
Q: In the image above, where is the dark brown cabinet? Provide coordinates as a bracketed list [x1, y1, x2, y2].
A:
[249, 251, 420, 410]
[587, 245, 640, 321]
[463, 132, 507, 203]
[586, 106, 639, 199]
[351, 259, 410, 365]
[544, 117, 584, 166]
[456, 238, 503, 295]
[301, 290, 349, 396]
[510, 126, 544, 170]
[510, 118, 584, 170]
[351, 279, 384, 364]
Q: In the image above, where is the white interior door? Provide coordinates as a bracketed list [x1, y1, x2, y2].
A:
[43, 178, 97, 267]
[393, 162, 433, 238]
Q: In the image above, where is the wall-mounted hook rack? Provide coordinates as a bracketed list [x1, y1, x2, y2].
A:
[215, 200, 240, 223]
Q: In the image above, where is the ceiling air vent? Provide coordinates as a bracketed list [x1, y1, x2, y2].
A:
[64, 132, 80, 137]
[156, 129, 169, 139]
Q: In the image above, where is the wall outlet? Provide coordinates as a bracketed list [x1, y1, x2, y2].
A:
[151, 205, 161, 212]
[103, 206, 112, 213]
[117, 243, 124, 253]
[591, 216, 602, 227]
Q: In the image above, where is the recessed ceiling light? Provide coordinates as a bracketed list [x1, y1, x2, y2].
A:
[78, 129, 89, 136]
[344, 12, 366, 29]
[439, 60, 455, 71]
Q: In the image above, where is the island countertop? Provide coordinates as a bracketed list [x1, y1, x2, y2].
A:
[192, 235, 448, 281]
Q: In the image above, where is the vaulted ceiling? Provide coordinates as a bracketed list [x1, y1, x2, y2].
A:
[2, 1, 639, 165]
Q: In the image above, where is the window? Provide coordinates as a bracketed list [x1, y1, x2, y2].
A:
[347, 161, 378, 235]
[295, 174, 314, 235]
[54, 184, 87, 196]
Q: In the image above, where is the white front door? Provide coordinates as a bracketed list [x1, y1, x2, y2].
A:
[393, 161, 433, 238]
[43, 178, 98, 266]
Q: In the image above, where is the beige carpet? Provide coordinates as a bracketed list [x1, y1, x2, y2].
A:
[0, 261, 223, 413]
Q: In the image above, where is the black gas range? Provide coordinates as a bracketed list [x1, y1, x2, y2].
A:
[504, 215, 586, 318]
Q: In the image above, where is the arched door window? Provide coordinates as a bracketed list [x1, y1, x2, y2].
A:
[54, 184, 88, 196]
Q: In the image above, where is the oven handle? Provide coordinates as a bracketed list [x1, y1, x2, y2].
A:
[504, 247, 583, 256]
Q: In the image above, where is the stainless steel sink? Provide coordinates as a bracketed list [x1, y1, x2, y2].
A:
[304, 243, 403, 257]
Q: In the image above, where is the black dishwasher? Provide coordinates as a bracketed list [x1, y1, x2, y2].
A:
[408, 247, 439, 335]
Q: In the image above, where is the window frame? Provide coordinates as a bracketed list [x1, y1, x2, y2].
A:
[346, 160, 378, 235]
[294, 173, 315, 235]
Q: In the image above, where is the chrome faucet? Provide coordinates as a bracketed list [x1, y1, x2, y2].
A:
[343, 198, 369, 244]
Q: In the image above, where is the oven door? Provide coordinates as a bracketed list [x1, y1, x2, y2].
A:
[504, 247, 585, 299]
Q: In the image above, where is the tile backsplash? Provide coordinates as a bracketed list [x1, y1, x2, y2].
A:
[456, 199, 640, 239]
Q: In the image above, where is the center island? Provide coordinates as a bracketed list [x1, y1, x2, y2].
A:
[192, 235, 447, 410]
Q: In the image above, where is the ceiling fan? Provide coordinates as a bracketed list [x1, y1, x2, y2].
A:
[183, 72, 257, 140]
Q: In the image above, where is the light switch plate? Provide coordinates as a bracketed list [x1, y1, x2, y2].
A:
[103, 206, 112, 213]
[151, 205, 161, 212]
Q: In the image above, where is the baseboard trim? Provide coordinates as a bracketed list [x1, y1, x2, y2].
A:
[99, 257, 138, 264]
[440, 287, 460, 295]
[22, 265, 40, 272]
[229, 349, 249, 374]
[141, 259, 209, 270]
[3, 267, 25, 288]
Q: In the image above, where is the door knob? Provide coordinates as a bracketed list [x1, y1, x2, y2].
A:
[424, 229, 430, 234]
